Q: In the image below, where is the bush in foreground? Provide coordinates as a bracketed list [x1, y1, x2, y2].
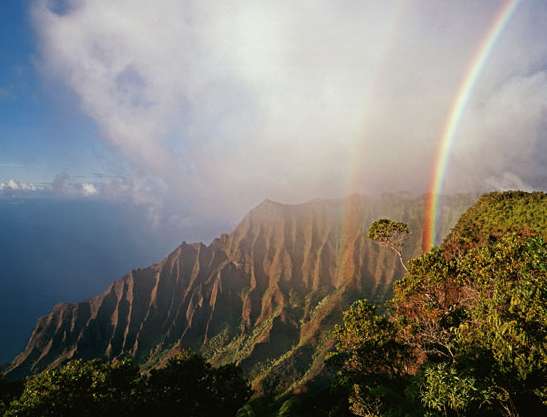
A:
[3, 352, 250, 417]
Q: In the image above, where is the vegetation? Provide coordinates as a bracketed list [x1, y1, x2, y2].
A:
[0, 375, 22, 416]
[326, 192, 547, 416]
[1, 352, 250, 417]
[368, 218, 410, 271]
[442, 191, 547, 255]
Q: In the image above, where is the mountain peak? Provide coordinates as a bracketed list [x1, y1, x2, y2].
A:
[253, 198, 287, 212]
[258, 198, 278, 206]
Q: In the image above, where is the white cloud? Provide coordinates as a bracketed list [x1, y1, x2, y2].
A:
[32, 0, 547, 223]
[81, 183, 98, 196]
[485, 172, 533, 192]
[0, 179, 41, 192]
[452, 71, 547, 191]
[0, 171, 177, 229]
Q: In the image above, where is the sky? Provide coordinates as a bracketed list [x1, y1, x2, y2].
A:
[0, 1, 114, 181]
[1, 0, 546, 234]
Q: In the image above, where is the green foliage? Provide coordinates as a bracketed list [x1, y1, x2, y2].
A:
[0, 376, 22, 416]
[420, 363, 488, 415]
[201, 327, 232, 360]
[368, 218, 410, 271]
[2, 353, 250, 417]
[393, 232, 546, 408]
[443, 191, 547, 255]
[277, 397, 300, 416]
[331, 300, 408, 377]
[348, 384, 383, 417]
[368, 219, 409, 252]
[213, 314, 279, 366]
[141, 351, 251, 417]
[236, 403, 257, 417]
[454, 234, 546, 381]
[4, 357, 140, 417]
[329, 301, 421, 417]
[328, 192, 547, 417]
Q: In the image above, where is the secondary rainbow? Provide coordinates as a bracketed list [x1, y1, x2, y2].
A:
[423, 0, 520, 251]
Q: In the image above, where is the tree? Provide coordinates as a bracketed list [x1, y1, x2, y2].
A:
[3, 352, 251, 417]
[392, 232, 547, 416]
[0, 374, 23, 416]
[4, 358, 140, 417]
[333, 230, 546, 416]
[368, 219, 410, 272]
[140, 351, 251, 417]
[330, 300, 418, 417]
[331, 300, 408, 377]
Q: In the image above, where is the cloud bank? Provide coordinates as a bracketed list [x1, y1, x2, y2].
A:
[0, 179, 42, 192]
[32, 0, 547, 225]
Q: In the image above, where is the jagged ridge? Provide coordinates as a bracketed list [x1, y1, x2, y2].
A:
[7, 194, 473, 388]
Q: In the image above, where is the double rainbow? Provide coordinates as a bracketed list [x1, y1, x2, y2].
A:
[422, 0, 521, 251]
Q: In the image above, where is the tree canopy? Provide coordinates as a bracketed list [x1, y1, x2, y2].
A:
[2, 352, 250, 417]
[368, 218, 410, 271]
[330, 230, 546, 417]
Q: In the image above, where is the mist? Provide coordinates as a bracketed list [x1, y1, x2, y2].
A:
[32, 0, 547, 227]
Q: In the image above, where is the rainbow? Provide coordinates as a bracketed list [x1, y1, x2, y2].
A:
[422, 0, 520, 251]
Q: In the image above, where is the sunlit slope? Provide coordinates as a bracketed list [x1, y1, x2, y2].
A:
[442, 191, 547, 255]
